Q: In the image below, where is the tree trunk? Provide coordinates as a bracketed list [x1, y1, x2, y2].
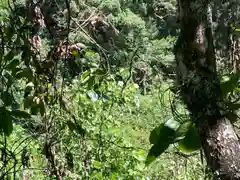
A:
[175, 0, 240, 179]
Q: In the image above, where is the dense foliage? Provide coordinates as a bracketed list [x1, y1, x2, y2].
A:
[0, 0, 240, 179]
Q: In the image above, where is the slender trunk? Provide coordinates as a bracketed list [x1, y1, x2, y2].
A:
[175, 0, 240, 179]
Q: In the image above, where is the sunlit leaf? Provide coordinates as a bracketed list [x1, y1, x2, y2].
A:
[149, 118, 180, 144]
[164, 117, 180, 131]
[85, 50, 96, 56]
[92, 160, 102, 169]
[87, 91, 98, 102]
[132, 150, 146, 161]
[71, 49, 78, 56]
[108, 127, 121, 135]
[81, 71, 89, 81]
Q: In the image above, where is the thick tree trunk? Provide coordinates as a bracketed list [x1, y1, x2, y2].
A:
[175, 0, 240, 179]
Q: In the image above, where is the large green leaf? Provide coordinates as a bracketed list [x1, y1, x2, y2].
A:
[81, 71, 89, 81]
[146, 118, 179, 165]
[174, 121, 192, 142]
[145, 140, 170, 165]
[178, 126, 201, 153]
[149, 118, 179, 144]
[11, 110, 31, 119]
[149, 125, 163, 145]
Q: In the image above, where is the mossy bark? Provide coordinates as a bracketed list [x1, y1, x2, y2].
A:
[175, 0, 240, 179]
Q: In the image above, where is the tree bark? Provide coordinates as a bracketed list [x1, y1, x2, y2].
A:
[175, 0, 240, 179]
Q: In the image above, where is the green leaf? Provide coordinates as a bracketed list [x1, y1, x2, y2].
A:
[119, 68, 130, 80]
[145, 141, 170, 165]
[226, 112, 238, 123]
[4, 51, 14, 62]
[81, 71, 89, 80]
[149, 125, 163, 144]
[91, 172, 103, 179]
[149, 118, 179, 144]
[1, 91, 13, 106]
[30, 104, 39, 115]
[92, 68, 106, 76]
[221, 72, 240, 96]
[24, 96, 33, 109]
[146, 118, 179, 165]
[178, 126, 201, 153]
[85, 50, 96, 56]
[0, 111, 13, 136]
[87, 76, 95, 89]
[92, 160, 102, 169]
[71, 49, 78, 56]
[5, 58, 20, 70]
[226, 102, 240, 111]
[67, 121, 86, 137]
[164, 117, 180, 131]
[87, 91, 98, 102]
[174, 121, 192, 142]
[11, 110, 31, 119]
[67, 121, 76, 132]
[15, 68, 33, 81]
[4, 72, 13, 87]
[132, 150, 146, 162]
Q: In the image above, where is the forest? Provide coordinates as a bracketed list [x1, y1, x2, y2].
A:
[0, 0, 240, 179]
